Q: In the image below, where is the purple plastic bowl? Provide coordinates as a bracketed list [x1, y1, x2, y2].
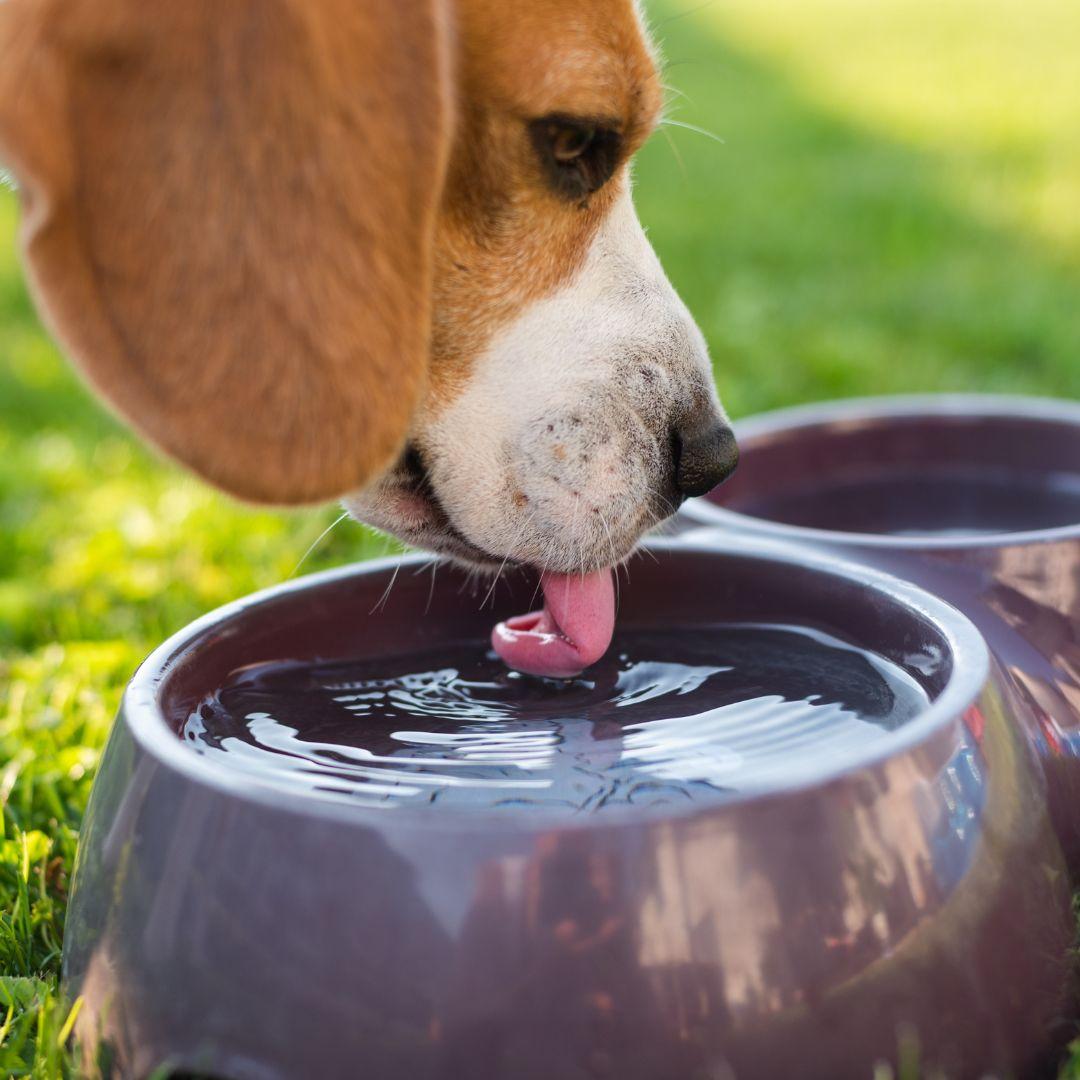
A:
[681, 394, 1080, 866]
[63, 537, 1074, 1079]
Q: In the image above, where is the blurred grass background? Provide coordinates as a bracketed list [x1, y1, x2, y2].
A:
[1, 0, 1078, 1072]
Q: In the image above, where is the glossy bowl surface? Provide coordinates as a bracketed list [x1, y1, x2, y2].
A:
[683, 394, 1080, 864]
[64, 538, 1074, 1079]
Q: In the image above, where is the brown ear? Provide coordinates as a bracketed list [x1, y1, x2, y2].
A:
[0, 0, 451, 503]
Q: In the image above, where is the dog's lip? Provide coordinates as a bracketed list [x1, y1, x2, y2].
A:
[397, 445, 510, 570]
[387, 443, 669, 574]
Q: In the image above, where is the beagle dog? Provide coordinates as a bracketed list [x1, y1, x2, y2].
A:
[0, 0, 736, 677]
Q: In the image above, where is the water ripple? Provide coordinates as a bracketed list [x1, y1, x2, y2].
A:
[182, 625, 929, 815]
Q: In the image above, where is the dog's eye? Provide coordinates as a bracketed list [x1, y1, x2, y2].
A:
[530, 115, 622, 201]
[551, 123, 595, 162]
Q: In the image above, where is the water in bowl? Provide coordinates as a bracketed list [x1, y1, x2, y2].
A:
[182, 624, 930, 814]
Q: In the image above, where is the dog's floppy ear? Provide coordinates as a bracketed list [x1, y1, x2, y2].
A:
[0, 0, 451, 503]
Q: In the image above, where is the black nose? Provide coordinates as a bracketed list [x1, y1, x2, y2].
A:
[672, 414, 739, 498]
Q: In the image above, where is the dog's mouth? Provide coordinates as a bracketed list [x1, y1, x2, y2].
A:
[390, 446, 507, 569]
[346, 445, 618, 679]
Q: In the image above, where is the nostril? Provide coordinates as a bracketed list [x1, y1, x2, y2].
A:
[672, 418, 739, 498]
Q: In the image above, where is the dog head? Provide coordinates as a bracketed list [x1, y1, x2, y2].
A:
[0, 0, 735, 579]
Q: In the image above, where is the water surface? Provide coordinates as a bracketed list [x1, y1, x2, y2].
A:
[182, 624, 930, 814]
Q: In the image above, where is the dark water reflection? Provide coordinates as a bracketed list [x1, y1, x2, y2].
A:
[182, 624, 929, 815]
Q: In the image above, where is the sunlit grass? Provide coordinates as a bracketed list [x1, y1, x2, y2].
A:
[1, 0, 1078, 1072]
[634, 0, 1080, 417]
[698, 0, 1080, 252]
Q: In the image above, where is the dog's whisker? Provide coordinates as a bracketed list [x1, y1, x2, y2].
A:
[568, 498, 586, 579]
[290, 511, 350, 579]
[661, 57, 712, 73]
[424, 559, 439, 615]
[654, 490, 682, 519]
[525, 516, 559, 612]
[596, 507, 616, 569]
[465, 564, 484, 597]
[597, 510, 621, 614]
[481, 504, 537, 611]
[637, 543, 660, 564]
[457, 567, 475, 596]
[616, 558, 631, 607]
[658, 117, 726, 146]
[659, 126, 688, 180]
[660, 81, 691, 104]
[370, 555, 404, 615]
[655, 0, 721, 30]
[480, 558, 510, 610]
[527, 571, 545, 611]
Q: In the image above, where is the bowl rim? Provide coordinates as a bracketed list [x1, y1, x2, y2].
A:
[682, 393, 1080, 550]
[120, 535, 991, 832]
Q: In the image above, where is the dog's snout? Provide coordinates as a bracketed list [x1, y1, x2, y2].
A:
[672, 414, 738, 498]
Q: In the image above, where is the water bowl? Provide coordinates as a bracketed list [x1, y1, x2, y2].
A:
[64, 538, 1074, 1079]
[681, 395, 1080, 864]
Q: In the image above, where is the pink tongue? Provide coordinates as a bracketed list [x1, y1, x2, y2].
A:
[492, 568, 615, 678]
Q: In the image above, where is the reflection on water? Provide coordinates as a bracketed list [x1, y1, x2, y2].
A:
[182, 625, 929, 815]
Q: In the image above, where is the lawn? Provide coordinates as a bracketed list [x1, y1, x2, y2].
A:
[1, 0, 1078, 1073]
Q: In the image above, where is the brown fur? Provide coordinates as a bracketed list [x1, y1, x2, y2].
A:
[0, 0, 659, 503]
[428, 0, 661, 408]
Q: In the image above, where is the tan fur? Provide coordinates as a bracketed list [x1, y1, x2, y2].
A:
[0, 0, 659, 503]
[429, 0, 662, 408]
[0, 0, 452, 503]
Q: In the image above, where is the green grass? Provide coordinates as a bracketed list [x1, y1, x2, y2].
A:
[1, 0, 1079, 1073]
